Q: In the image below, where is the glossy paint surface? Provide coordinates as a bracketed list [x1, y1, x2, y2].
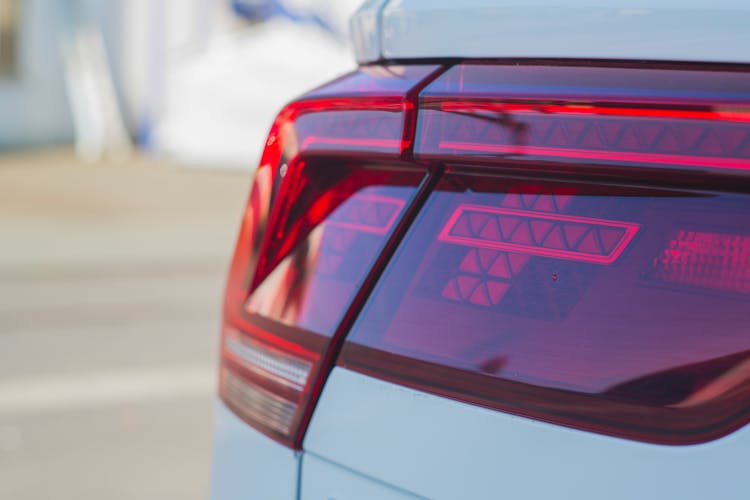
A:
[211, 401, 299, 500]
[351, 0, 750, 64]
[305, 368, 750, 499]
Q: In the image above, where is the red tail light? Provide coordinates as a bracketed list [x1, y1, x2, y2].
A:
[219, 65, 441, 447]
[338, 63, 750, 445]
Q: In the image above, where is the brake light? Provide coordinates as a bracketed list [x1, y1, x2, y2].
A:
[219, 65, 440, 447]
[649, 230, 750, 294]
[339, 63, 750, 445]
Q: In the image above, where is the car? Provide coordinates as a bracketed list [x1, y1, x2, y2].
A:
[210, 1, 750, 498]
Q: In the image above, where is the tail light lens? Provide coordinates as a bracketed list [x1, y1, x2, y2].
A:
[339, 63, 750, 445]
[219, 65, 439, 447]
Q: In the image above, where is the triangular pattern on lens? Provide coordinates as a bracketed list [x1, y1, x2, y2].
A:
[673, 124, 705, 152]
[563, 120, 589, 144]
[456, 275, 481, 299]
[546, 123, 569, 146]
[698, 131, 727, 156]
[450, 214, 472, 237]
[498, 215, 521, 240]
[530, 117, 555, 143]
[486, 281, 511, 304]
[635, 123, 665, 149]
[542, 226, 567, 250]
[579, 125, 605, 149]
[469, 283, 492, 306]
[488, 253, 512, 279]
[717, 128, 749, 154]
[441, 278, 461, 301]
[510, 222, 533, 245]
[459, 250, 482, 275]
[479, 217, 502, 241]
[530, 220, 555, 244]
[562, 224, 588, 248]
[502, 193, 524, 209]
[653, 128, 681, 153]
[576, 230, 603, 255]
[598, 122, 625, 147]
[616, 126, 641, 150]
[508, 253, 529, 274]
[477, 248, 498, 270]
[531, 196, 555, 213]
[521, 192, 541, 209]
[468, 213, 491, 236]
[599, 228, 625, 254]
[484, 122, 513, 143]
[553, 188, 576, 211]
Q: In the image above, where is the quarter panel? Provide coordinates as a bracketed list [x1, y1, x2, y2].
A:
[305, 368, 748, 500]
[211, 401, 299, 500]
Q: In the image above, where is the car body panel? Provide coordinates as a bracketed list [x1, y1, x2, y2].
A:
[351, 0, 750, 64]
[304, 367, 749, 500]
[301, 453, 422, 500]
[210, 401, 299, 500]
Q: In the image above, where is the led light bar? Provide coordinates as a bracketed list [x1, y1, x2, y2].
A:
[439, 205, 640, 264]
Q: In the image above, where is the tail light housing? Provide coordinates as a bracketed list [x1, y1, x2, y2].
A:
[219, 65, 440, 447]
[223, 61, 750, 447]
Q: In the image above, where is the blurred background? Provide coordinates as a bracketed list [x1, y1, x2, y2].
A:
[0, 0, 360, 498]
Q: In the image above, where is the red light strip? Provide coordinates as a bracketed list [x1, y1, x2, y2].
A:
[300, 136, 403, 151]
[435, 100, 750, 123]
[438, 142, 750, 171]
[326, 194, 406, 235]
[438, 205, 640, 264]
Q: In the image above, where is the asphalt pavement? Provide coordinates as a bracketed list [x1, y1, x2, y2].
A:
[0, 149, 250, 499]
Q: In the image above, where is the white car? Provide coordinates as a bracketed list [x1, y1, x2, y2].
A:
[211, 1, 750, 498]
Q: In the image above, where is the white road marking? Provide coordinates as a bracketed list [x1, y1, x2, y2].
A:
[0, 365, 216, 415]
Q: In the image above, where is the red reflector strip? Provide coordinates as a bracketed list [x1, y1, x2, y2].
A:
[436, 142, 750, 171]
[437, 101, 750, 124]
[326, 194, 406, 235]
[438, 205, 640, 264]
[300, 137, 404, 151]
[651, 230, 750, 293]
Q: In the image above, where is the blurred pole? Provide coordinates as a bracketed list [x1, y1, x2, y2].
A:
[61, 0, 131, 163]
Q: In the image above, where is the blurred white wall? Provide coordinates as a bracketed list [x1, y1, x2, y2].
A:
[0, 0, 363, 161]
[121, 0, 362, 169]
[0, 0, 122, 149]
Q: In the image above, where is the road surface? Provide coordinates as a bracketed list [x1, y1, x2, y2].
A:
[0, 149, 250, 499]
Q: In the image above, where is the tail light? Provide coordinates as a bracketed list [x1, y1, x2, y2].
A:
[219, 65, 441, 447]
[338, 63, 750, 445]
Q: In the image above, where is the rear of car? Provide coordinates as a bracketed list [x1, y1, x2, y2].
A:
[211, 1, 750, 498]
